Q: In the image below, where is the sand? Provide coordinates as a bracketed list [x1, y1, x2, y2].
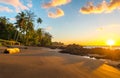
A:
[0, 46, 120, 78]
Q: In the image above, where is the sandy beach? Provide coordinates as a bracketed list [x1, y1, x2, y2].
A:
[0, 47, 120, 78]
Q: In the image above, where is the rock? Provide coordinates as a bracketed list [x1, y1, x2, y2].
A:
[117, 64, 120, 68]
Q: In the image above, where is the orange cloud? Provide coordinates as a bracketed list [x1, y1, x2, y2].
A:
[0, 6, 13, 12]
[0, 0, 28, 12]
[80, 0, 120, 14]
[108, 0, 120, 11]
[42, 0, 71, 8]
[48, 8, 64, 18]
[80, 1, 108, 14]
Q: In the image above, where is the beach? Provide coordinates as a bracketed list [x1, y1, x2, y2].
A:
[0, 47, 120, 78]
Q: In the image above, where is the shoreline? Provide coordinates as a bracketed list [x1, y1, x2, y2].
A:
[0, 46, 120, 78]
[60, 51, 120, 70]
[1, 46, 120, 69]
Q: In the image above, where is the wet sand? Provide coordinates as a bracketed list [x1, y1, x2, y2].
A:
[0, 47, 120, 78]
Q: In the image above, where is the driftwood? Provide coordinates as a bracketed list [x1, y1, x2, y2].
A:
[4, 48, 20, 54]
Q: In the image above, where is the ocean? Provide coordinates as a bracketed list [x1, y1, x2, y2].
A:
[83, 46, 120, 49]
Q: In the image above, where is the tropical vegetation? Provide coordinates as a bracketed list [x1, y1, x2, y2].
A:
[0, 10, 52, 46]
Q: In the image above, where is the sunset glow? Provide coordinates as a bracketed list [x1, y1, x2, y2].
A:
[0, 0, 120, 46]
[1, 1, 120, 78]
[106, 39, 115, 46]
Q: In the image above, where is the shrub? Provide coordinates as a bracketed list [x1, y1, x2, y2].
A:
[0, 42, 2, 46]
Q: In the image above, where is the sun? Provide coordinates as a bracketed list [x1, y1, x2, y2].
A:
[106, 39, 115, 46]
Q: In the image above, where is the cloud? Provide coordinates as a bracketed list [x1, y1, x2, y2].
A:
[48, 8, 64, 18]
[10, 18, 16, 21]
[42, 0, 71, 8]
[42, 0, 70, 18]
[0, 0, 28, 12]
[80, 0, 120, 14]
[27, 0, 32, 8]
[45, 26, 52, 31]
[27, 3, 32, 8]
[0, 6, 13, 12]
[108, 0, 120, 11]
[80, 1, 108, 14]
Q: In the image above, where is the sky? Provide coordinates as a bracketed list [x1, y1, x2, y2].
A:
[1, 0, 120, 46]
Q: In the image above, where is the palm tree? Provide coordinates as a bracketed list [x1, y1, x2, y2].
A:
[15, 11, 27, 32]
[41, 32, 52, 46]
[26, 10, 36, 22]
[15, 11, 36, 45]
[36, 28, 42, 45]
[25, 11, 35, 45]
[15, 11, 27, 41]
[37, 17, 42, 28]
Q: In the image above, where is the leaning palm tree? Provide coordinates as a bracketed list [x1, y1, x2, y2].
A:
[15, 11, 27, 31]
[15, 11, 27, 41]
[15, 11, 36, 45]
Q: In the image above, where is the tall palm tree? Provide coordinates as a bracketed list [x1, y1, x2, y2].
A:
[15, 11, 27, 41]
[15, 11, 36, 45]
[25, 11, 35, 45]
[37, 17, 42, 28]
[26, 10, 36, 21]
[15, 11, 27, 33]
